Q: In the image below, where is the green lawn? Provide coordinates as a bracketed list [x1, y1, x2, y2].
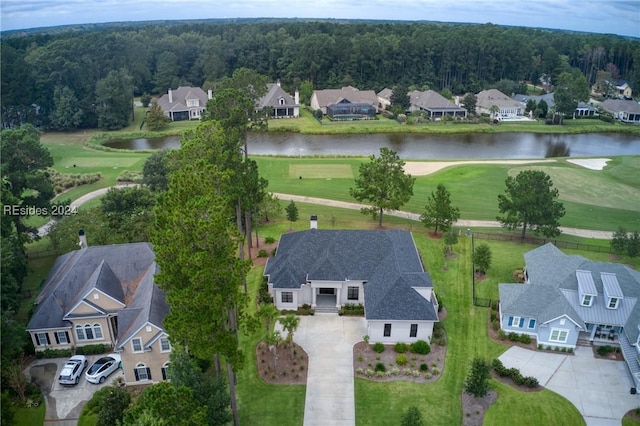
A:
[254, 156, 640, 232]
[13, 405, 45, 426]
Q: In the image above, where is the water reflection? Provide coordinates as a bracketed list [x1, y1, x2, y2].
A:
[545, 141, 571, 158]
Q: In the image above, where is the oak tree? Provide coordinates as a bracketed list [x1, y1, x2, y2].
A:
[350, 148, 415, 228]
[497, 170, 565, 238]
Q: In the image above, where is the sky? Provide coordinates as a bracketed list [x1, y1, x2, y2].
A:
[0, 0, 638, 37]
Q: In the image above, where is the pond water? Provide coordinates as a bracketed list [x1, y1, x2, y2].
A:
[105, 132, 640, 159]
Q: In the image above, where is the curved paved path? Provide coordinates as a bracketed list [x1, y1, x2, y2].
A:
[272, 193, 614, 239]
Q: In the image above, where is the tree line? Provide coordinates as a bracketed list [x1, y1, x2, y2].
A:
[2, 19, 639, 129]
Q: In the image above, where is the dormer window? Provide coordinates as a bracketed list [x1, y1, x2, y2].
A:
[581, 294, 593, 306]
[608, 298, 619, 309]
[278, 97, 285, 105]
[187, 99, 199, 107]
[577, 270, 597, 307]
[602, 272, 623, 310]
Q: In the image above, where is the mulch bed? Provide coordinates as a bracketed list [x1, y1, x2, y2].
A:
[255, 341, 308, 385]
[461, 390, 498, 426]
[592, 346, 624, 361]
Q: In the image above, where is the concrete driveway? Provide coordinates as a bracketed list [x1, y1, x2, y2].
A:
[28, 355, 124, 425]
[499, 346, 639, 426]
[276, 314, 367, 426]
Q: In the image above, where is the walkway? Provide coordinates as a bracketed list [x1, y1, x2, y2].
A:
[272, 193, 614, 239]
[499, 346, 639, 425]
[276, 315, 367, 426]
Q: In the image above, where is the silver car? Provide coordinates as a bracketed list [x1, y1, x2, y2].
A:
[58, 355, 88, 385]
[85, 354, 121, 384]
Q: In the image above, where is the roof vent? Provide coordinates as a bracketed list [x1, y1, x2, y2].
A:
[310, 214, 318, 229]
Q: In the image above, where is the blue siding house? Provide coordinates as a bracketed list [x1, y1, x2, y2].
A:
[499, 243, 640, 387]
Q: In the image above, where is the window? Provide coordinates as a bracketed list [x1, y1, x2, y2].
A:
[93, 324, 103, 339]
[93, 293, 99, 300]
[76, 326, 85, 340]
[36, 332, 50, 346]
[581, 294, 593, 306]
[528, 319, 536, 329]
[508, 317, 524, 328]
[549, 328, 569, 343]
[55, 331, 69, 344]
[279, 97, 285, 105]
[132, 338, 143, 353]
[608, 298, 619, 309]
[134, 363, 151, 381]
[410, 324, 418, 338]
[347, 286, 359, 301]
[281, 292, 293, 303]
[162, 362, 170, 381]
[383, 323, 392, 337]
[187, 99, 199, 107]
[84, 325, 94, 340]
[76, 324, 102, 341]
[160, 337, 171, 352]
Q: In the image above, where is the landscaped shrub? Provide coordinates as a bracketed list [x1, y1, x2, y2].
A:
[365, 369, 374, 377]
[492, 358, 508, 377]
[264, 236, 276, 244]
[373, 342, 385, 353]
[597, 345, 616, 357]
[37, 348, 72, 359]
[519, 334, 531, 344]
[522, 376, 539, 388]
[394, 342, 409, 353]
[410, 340, 431, 355]
[419, 363, 429, 372]
[257, 249, 268, 258]
[497, 330, 507, 340]
[508, 332, 519, 342]
[75, 344, 108, 355]
[432, 322, 446, 345]
[395, 354, 408, 366]
[355, 367, 364, 374]
[402, 368, 412, 375]
[490, 311, 497, 321]
[391, 367, 400, 375]
[375, 363, 386, 372]
[491, 319, 500, 331]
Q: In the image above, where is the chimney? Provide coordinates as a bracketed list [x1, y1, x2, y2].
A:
[208, 89, 213, 100]
[78, 229, 88, 249]
[294, 89, 300, 105]
[310, 214, 318, 229]
[168, 89, 173, 103]
[276, 79, 281, 87]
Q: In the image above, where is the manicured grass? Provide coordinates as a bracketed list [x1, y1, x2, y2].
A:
[268, 110, 639, 135]
[17, 255, 57, 324]
[14, 405, 45, 426]
[623, 416, 640, 426]
[236, 267, 306, 426]
[484, 380, 584, 425]
[255, 156, 640, 232]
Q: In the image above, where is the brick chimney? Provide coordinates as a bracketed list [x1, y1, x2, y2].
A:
[168, 89, 173, 103]
[78, 229, 88, 249]
[310, 214, 318, 229]
[208, 89, 213, 100]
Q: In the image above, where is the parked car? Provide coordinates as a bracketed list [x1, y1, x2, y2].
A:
[58, 355, 88, 385]
[85, 354, 121, 384]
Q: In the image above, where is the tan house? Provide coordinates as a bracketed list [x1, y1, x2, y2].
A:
[26, 240, 172, 385]
[310, 86, 378, 115]
[476, 89, 524, 118]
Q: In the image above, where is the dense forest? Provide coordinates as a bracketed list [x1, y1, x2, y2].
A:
[2, 19, 639, 129]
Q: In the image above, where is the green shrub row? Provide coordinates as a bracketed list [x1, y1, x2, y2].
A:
[76, 344, 109, 355]
[36, 348, 72, 359]
[508, 332, 531, 344]
[492, 359, 539, 388]
[117, 171, 143, 183]
[597, 345, 617, 357]
[410, 340, 431, 355]
[536, 344, 574, 353]
[258, 276, 272, 305]
[338, 303, 364, 316]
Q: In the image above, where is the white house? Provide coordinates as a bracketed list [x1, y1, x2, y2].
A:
[264, 224, 439, 343]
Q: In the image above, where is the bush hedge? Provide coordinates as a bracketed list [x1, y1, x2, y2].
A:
[76, 344, 108, 355]
[394, 342, 408, 353]
[373, 342, 385, 353]
[375, 362, 386, 372]
[36, 348, 72, 359]
[410, 340, 431, 355]
[395, 354, 408, 366]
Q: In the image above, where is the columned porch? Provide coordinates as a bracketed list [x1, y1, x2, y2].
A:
[578, 323, 622, 345]
[311, 286, 342, 310]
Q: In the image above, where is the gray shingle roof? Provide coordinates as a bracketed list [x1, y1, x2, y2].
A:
[312, 86, 378, 109]
[257, 83, 298, 109]
[601, 99, 640, 114]
[410, 90, 466, 112]
[264, 229, 437, 321]
[500, 243, 640, 343]
[476, 89, 524, 109]
[27, 243, 158, 332]
[157, 86, 209, 113]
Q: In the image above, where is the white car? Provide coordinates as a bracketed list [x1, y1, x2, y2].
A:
[85, 354, 121, 384]
[58, 355, 88, 385]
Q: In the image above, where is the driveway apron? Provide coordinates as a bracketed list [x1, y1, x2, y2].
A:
[499, 346, 639, 426]
[277, 314, 366, 426]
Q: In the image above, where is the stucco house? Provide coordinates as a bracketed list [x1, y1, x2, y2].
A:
[499, 243, 640, 387]
[476, 89, 524, 118]
[600, 99, 640, 124]
[376, 88, 393, 110]
[615, 81, 633, 99]
[264, 225, 439, 343]
[310, 86, 378, 116]
[26, 240, 172, 385]
[157, 86, 212, 121]
[257, 82, 300, 118]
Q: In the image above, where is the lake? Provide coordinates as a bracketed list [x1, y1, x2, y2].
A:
[105, 132, 640, 159]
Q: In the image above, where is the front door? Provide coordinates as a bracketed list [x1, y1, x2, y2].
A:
[319, 288, 335, 295]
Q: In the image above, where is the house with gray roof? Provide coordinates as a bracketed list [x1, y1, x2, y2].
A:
[26, 241, 172, 385]
[157, 86, 212, 121]
[310, 86, 379, 117]
[476, 89, 524, 118]
[600, 99, 640, 124]
[513, 93, 597, 118]
[264, 227, 439, 343]
[257, 82, 300, 118]
[407, 90, 467, 119]
[499, 243, 640, 387]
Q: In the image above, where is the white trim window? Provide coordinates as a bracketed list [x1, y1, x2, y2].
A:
[508, 316, 524, 328]
[347, 286, 359, 301]
[160, 337, 171, 352]
[134, 362, 151, 381]
[383, 323, 392, 337]
[581, 294, 593, 306]
[36, 332, 50, 346]
[131, 337, 143, 353]
[528, 319, 536, 329]
[549, 328, 569, 343]
[75, 324, 103, 341]
[55, 331, 69, 344]
[608, 298, 619, 309]
[162, 362, 170, 381]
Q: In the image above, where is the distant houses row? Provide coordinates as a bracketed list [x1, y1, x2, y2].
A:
[157, 83, 640, 124]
